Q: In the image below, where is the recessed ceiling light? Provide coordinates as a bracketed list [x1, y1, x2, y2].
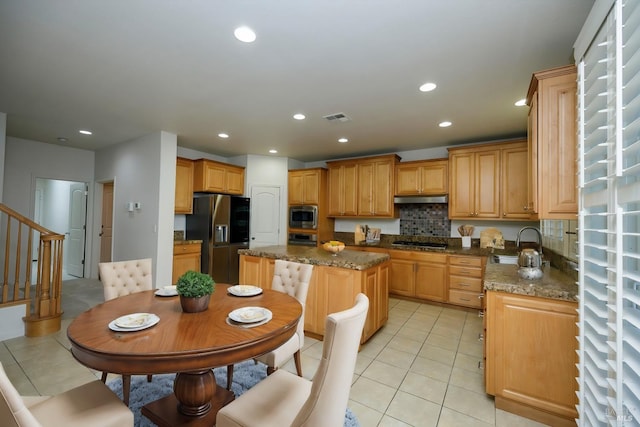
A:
[234, 26, 256, 43]
[218, 133, 229, 138]
[293, 113, 306, 120]
[338, 138, 348, 143]
[79, 130, 92, 135]
[515, 99, 527, 107]
[269, 149, 278, 154]
[439, 121, 452, 127]
[419, 82, 437, 92]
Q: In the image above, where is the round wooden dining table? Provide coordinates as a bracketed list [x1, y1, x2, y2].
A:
[67, 284, 302, 427]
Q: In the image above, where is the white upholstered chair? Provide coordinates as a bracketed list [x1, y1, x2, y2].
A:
[216, 293, 369, 427]
[0, 362, 133, 427]
[98, 258, 153, 405]
[226, 260, 314, 390]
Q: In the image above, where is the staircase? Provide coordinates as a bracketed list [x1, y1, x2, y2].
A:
[0, 203, 65, 338]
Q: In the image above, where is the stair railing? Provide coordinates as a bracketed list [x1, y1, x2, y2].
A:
[0, 203, 65, 337]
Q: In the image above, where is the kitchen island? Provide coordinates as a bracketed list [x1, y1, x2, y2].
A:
[238, 245, 390, 343]
[483, 263, 578, 426]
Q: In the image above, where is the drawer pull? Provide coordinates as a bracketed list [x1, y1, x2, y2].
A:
[460, 297, 471, 302]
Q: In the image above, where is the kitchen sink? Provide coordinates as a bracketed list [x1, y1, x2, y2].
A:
[492, 255, 519, 264]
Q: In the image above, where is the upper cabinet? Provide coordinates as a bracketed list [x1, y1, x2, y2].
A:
[327, 154, 399, 218]
[526, 65, 578, 219]
[288, 168, 323, 205]
[395, 159, 448, 196]
[448, 140, 529, 220]
[193, 159, 245, 195]
[175, 157, 194, 214]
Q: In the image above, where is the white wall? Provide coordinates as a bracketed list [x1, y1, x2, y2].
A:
[0, 112, 6, 202]
[93, 131, 177, 286]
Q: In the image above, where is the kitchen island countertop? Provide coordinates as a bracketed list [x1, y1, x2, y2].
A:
[484, 263, 578, 302]
[238, 245, 390, 271]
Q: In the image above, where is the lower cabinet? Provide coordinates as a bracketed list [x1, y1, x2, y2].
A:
[238, 255, 389, 343]
[448, 255, 485, 308]
[486, 291, 578, 426]
[388, 249, 447, 302]
[172, 242, 202, 284]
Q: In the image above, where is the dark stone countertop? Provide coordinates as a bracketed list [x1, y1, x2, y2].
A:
[483, 263, 578, 302]
[238, 245, 390, 271]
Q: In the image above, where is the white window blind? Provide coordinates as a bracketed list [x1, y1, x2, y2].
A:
[577, 0, 640, 425]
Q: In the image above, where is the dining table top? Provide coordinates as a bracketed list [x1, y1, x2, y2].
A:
[67, 284, 302, 375]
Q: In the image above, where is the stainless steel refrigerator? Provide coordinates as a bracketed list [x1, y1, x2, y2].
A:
[185, 194, 250, 284]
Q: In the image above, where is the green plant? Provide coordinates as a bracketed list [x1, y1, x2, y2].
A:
[176, 270, 215, 298]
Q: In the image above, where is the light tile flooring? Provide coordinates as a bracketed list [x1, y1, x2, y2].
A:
[0, 279, 547, 426]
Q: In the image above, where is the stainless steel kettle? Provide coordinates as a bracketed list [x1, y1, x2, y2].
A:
[517, 248, 542, 268]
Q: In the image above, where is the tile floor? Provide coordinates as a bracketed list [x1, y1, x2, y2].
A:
[0, 279, 547, 426]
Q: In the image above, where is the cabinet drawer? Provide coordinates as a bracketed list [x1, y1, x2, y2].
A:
[449, 289, 482, 308]
[449, 275, 483, 292]
[449, 265, 482, 278]
[387, 249, 447, 264]
[449, 255, 483, 267]
[174, 243, 201, 255]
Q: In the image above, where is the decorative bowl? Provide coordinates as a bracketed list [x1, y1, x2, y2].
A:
[322, 241, 345, 255]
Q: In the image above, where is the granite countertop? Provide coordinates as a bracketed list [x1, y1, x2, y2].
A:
[238, 245, 390, 271]
[349, 242, 515, 257]
[483, 263, 578, 302]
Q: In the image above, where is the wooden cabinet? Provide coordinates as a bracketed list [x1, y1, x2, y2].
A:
[395, 159, 448, 195]
[500, 141, 530, 219]
[327, 162, 358, 216]
[193, 159, 245, 195]
[327, 154, 399, 218]
[449, 140, 530, 220]
[289, 168, 323, 205]
[239, 255, 388, 343]
[447, 255, 484, 308]
[486, 291, 578, 426]
[172, 242, 201, 284]
[526, 65, 578, 219]
[388, 249, 447, 302]
[449, 146, 500, 219]
[175, 157, 194, 214]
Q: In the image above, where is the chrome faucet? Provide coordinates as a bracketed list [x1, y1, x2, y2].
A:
[516, 226, 543, 255]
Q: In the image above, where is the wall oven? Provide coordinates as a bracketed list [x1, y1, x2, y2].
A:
[288, 232, 318, 246]
[289, 205, 318, 230]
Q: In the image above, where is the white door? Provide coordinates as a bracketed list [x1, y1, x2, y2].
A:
[67, 183, 87, 277]
[249, 186, 281, 248]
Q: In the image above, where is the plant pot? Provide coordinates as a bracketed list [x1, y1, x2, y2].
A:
[179, 294, 211, 313]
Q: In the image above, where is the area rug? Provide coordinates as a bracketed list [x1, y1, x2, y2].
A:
[107, 360, 360, 427]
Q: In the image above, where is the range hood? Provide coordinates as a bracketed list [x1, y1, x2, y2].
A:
[394, 195, 448, 204]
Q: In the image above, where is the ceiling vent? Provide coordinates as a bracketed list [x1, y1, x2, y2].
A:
[323, 112, 351, 123]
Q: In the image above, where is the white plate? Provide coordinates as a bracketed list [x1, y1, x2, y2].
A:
[228, 307, 271, 324]
[109, 313, 159, 332]
[114, 313, 158, 328]
[155, 287, 178, 297]
[228, 285, 263, 297]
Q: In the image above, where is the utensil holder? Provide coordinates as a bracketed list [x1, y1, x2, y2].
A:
[461, 236, 471, 248]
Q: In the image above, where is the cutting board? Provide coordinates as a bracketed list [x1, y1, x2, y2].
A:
[480, 227, 505, 249]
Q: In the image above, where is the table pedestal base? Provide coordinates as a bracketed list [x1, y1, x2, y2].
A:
[141, 385, 234, 427]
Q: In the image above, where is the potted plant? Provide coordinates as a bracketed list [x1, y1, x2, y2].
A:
[176, 270, 215, 313]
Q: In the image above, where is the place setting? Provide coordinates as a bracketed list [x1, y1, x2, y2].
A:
[108, 312, 160, 332]
[227, 284, 263, 297]
[154, 285, 178, 297]
[226, 306, 272, 329]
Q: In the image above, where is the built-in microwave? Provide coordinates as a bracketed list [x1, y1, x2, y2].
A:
[289, 205, 318, 230]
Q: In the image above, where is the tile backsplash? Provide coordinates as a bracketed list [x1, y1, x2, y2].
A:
[399, 203, 450, 237]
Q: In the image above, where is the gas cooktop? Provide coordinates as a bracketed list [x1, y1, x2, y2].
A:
[391, 240, 448, 249]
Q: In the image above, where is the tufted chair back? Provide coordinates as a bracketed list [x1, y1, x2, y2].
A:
[98, 258, 153, 301]
[271, 260, 313, 344]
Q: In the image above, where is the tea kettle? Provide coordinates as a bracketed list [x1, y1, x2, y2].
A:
[516, 227, 544, 280]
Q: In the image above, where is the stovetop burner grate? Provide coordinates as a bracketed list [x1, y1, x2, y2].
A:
[392, 240, 448, 249]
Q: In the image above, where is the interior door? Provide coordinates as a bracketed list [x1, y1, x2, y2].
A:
[67, 183, 87, 277]
[249, 186, 280, 248]
[100, 182, 114, 263]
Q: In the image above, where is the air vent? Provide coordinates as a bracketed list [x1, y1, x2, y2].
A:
[323, 112, 351, 123]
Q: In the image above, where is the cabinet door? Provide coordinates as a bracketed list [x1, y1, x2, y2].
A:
[288, 172, 304, 205]
[238, 255, 263, 287]
[527, 92, 539, 214]
[357, 162, 374, 215]
[226, 167, 244, 195]
[396, 164, 421, 195]
[328, 164, 357, 216]
[204, 163, 226, 193]
[175, 158, 194, 214]
[501, 144, 530, 219]
[172, 253, 201, 284]
[539, 73, 578, 217]
[488, 292, 578, 420]
[414, 262, 446, 302]
[302, 171, 320, 204]
[373, 160, 394, 216]
[474, 150, 500, 218]
[389, 258, 415, 296]
[449, 152, 475, 218]
[420, 162, 448, 195]
[361, 268, 378, 342]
